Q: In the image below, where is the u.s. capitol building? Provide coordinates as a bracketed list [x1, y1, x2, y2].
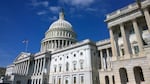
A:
[3, 0, 150, 84]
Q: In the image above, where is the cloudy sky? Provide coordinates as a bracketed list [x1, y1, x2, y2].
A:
[0, 0, 135, 67]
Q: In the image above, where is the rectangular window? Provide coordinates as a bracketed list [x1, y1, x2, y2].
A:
[59, 65, 61, 72]
[74, 63, 76, 70]
[80, 62, 83, 69]
[134, 46, 139, 54]
[81, 76, 84, 84]
[121, 48, 125, 56]
[54, 66, 56, 72]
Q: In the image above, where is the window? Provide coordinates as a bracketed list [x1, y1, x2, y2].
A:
[80, 61, 83, 69]
[73, 62, 77, 70]
[105, 76, 109, 84]
[119, 68, 128, 84]
[112, 75, 115, 84]
[118, 31, 122, 37]
[74, 54, 76, 57]
[58, 78, 61, 84]
[60, 57, 62, 60]
[65, 79, 68, 84]
[129, 27, 135, 34]
[133, 66, 145, 84]
[142, 26, 148, 30]
[80, 52, 83, 56]
[121, 48, 125, 56]
[133, 45, 139, 54]
[66, 62, 69, 71]
[67, 56, 69, 59]
[59, 65, 62, 72]
[54, 66, 57, 72]
[80, 76, 84, 84]
[74, 77, 76, 84]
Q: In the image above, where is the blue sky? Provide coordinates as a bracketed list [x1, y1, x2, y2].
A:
[0, 0, 135, 67]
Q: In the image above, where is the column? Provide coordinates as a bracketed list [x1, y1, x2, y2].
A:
[52, 40, 54, 48]
[34, 60, 37, 73]
[46, 42, 48, 51]
[109, 28, 118, 57]
[26, 60, 30, 75]
[65, 40, 68, 46]
[106, 48, 111, 70]
[120, 23, 130, 55]
[22, 62, 25, 75]
[20, 63, 23, 75]
[132, 19, 143, 52]
[49, 41, 52, 49]
[61, 40, 63, 48]
[15, 64, 18, 73]
[69, 41, 72, 45]
[17, 64, 19, 74]
[144, 8, 150, 31]
[54, 40, 56, 48]
[100, 50, 104, 70]
[36, 59, 40, 73]
[42, 58, 46, 73]
[39, 58, 43, 73]
[58, 40, 60, 48]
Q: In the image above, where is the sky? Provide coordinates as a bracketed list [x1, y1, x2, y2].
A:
[0, 0, 136, 67]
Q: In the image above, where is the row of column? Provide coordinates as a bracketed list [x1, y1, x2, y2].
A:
[42, 40, 72, 51]
[49, 31, 74, 38]
[109, 8, 150, 57]
[14, 60, 30, 75]
[33, 58, 46, 74]
[99, 48, 112, 70]
[31, 78, 42, 84]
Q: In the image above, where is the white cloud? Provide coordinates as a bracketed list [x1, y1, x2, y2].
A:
[49, 16, 57, 21]
[30, 0, 49, 7]
[60, 0, 94, 7]
[49, 6, 60, 14]
[37, 11, 47, 15]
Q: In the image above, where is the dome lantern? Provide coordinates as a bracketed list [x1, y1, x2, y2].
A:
[59, 9, 65, 20]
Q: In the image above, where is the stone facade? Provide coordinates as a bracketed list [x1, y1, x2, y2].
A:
[99, 0, 150, 84]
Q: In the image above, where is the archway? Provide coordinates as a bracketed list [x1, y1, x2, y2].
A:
[133, 66, 144, 84]
[119, 68, 128, 84]
[105, 76, 109, 84]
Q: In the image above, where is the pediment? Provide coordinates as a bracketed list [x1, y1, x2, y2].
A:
[14, 52, 31, 62]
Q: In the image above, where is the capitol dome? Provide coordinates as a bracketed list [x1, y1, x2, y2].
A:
[41, 10, 77, 52]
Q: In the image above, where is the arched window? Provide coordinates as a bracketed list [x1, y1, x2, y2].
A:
[105, 76, 109, 84]
[133, 66, 144, 84]
[119, 68, 128, 84]
[66, 62, 69, 71]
